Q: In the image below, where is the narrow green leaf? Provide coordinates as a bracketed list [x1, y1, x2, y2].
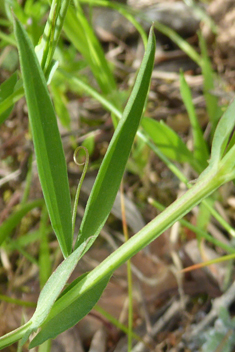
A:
[198, 31, 222, 133]
[153, 21, 201, 66]
[79, 0, 148, 48]
[179, 71, 209, 170]
[13, 17, 72, 258]
[63, 4, 116, 95]
[141, 117, 200, 171]
[0, 72, 17, 124]
[0, 199, 44, 246]
[75, 27, 156, 252]
[29, 274, 110, 347]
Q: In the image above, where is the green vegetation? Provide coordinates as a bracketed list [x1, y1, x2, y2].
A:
[0, 0, 235, 350]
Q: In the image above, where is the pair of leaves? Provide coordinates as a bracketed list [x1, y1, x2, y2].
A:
[31, 25, 155, 345]
[12, 13, 156, 348]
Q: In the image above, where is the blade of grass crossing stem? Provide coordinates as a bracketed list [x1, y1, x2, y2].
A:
[75, 27, 156, 252]
[30, 274, 111, 347]
[13, 17, 73, 258]
[179, 71, 209, 170]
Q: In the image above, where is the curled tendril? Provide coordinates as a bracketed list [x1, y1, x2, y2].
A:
[73, 146, 89, 166]
[72, 146, 89, 238]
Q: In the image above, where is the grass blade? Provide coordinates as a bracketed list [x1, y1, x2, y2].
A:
[141, 117, 201, 172]
[179, 71, 209, 169]
[198, 31, 222, 134]
[63, 4, 116, 95]
[75, 27, 156, 252]
[0, 82, 24, 121]
[13, 17, 72, 258]
[0, 199, 44, 246]
[79, 0, 148, 47]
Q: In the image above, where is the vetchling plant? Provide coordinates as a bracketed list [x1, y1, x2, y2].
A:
[2, 1, 235, 350]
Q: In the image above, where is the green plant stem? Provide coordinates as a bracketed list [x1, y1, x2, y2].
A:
[42, 167, 224, 321]
[72, 146, 89, 237]
[149, 198, 235, 254]
[38, 339, 51, 352]
[42, 0, 71, 76]
[0, 322, 32, 349]
[120, 182, 133, 352]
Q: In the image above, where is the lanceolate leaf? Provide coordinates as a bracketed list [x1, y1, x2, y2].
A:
[75, 27, 156, 252]
[29, 274, 110, 347]
[13, 17, 72, 258]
